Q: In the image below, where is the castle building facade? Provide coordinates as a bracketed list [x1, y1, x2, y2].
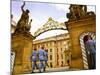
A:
[32, 33, 71, 68]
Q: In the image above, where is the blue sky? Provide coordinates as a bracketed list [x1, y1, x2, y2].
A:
[11, 1, 95, 40]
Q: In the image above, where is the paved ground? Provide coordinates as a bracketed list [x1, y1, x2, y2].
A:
[19, 66, 80, 75]
[34, 66, 70, 73]
[20, 66, 81, 75]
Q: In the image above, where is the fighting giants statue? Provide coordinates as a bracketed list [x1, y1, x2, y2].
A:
[67, 5, 87, 20]
[66, 4, 95, 21]
[15, 2, 32, 33]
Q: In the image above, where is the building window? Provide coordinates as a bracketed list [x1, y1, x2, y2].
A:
[50, 49, 52, 52]
[56, 48, 58, 53]
[50, 42, 52, 46]
[61, 48, 62, 51]
[61, 54, 63, 59]
[57, 54, 59, 59]
[50, 62, 53, 68]
[46, 43, 48, 47]
[61, 61, 63, 67]
[46, 49, 48, 53]
[48, 43, 49, 46]
[54, 41, 57, 45]
[50, 55, 52, 60]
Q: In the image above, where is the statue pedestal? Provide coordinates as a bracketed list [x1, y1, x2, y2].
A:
[12, 32, 34, 74]
[67, 15, 96, 69]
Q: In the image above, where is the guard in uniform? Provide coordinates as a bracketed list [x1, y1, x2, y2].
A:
[38, 47, 45, 72]
[30, 48, 38, 73]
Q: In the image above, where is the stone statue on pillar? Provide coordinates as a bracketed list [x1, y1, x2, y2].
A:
[67, 5, 87, 20]
[15, 2, 32, 33]
[12, 2, 34, 74]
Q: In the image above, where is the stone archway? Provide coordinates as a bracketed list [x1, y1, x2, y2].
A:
[79, 32, 95, 69]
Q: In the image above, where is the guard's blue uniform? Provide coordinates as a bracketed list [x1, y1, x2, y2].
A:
[44, 51, 49, 67]
[38, 49, 45, 72]
[44, 51, 48, 61]
[85, 39, 96, 53]
[30, 50, 38, 72]
[85, 39, 96, 69]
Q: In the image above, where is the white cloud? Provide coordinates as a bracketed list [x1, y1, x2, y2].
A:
[50, 4, 95, 13]
[50, 3, 70, 12]
[56, 17, 68, 22]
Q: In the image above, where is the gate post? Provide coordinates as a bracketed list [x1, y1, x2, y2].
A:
[65, 5, 96, 69]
